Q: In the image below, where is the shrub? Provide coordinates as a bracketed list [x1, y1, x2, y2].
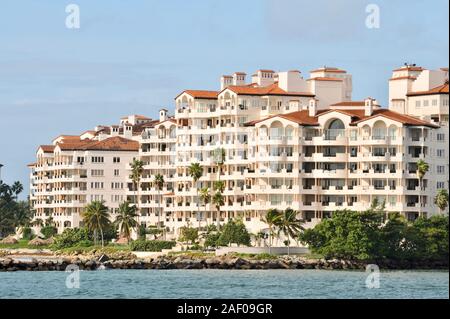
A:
[178, 226, 198, 244]
[52, 228, 91, 249]
[41, 225, 57, 239]
[300, 210, 449, 261]
[22, 227, 33, 240]
[130, 240, 176, 252]
[218, 220, 251, 247]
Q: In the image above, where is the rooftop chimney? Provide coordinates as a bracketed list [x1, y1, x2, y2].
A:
[221, 75, 233, 90]
[308, 99, 317, 117]
[233, 72, 246, 86]
[364, 98, 375, 116]
[159, 109, 168, 122]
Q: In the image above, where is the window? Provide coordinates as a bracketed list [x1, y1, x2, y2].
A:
[90, 182, 104, 189]
[114, 169, 120, 176]
[437, 149, 445, 157]
[113, 157, 120, 163]
[437, 165, 445, 174]
[111, 182, 123, 190]
[437, 133, 445, 141]
[437, 182, 445, 189]
[432, 99, 438, 106]
[443, 99, 449, 107]
[91, 156, 104, 163]
[423, 100, 429, 107]
[415, 100, 421, 108]
[91, 169, 104, 177]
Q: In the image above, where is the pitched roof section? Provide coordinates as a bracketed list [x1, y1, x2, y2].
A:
[246, 108, 438, 128]
[349, 109, 438, 128]
[310, 67, 347, 74]
[245, 110, 321, 126]
[57, 136, 139, 152]
[225, 82, 314, 97]
[175, 90, 219, 100]
[307, 77, 343, 82]
[39, 145, 55, 153]
[406, 82, 449, 96]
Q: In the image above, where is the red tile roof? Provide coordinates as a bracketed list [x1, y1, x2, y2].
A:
[310, 67, 346, 74]
[389, 76, 417, 81]
[331, 101, 381, 107]
[225, 82, 314, 97]
[246, 108, 438, 128]
[393, 66, 424, 72]
[39, 145, 55, 153]
[57, 136, 139, 152]
[176, 90, 219, 100]
[307, 77, 343, 82]
[406, 82, 449, 96]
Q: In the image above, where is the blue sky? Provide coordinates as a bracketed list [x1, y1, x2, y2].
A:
[0, 0, 448, 197]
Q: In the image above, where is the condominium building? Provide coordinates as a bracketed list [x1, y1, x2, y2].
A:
[29, 65, 449, 236]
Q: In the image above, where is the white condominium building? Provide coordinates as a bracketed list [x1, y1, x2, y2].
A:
[29, 65, 449, 236]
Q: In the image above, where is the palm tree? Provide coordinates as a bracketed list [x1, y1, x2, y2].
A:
[212, 191, 224, 228]
[199, 187, 211, 226]
[276, 208, 304, 256]
[153, 173, 165, 229]
[416, 159, 429, 217]
[130, 159, 144, 222]
[114, 201, 138, 242]
[434, 189, 449, 215]
[261, 209, 281, 254]
[32, 218, 44, 228]
[82, 201, 111, 247]
[188, 163, 203, 227]
[214, 148, 226, 181]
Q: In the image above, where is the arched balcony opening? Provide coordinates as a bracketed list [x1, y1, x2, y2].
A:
[324, 118, 345, 140]
[269, 121, 284, 140]
[373, 120, 387, 140]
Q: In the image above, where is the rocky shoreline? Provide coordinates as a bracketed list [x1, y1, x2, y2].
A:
[0, 252, 448, 271]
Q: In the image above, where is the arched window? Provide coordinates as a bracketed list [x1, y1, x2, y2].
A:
[325, 119, 345, 140]
[328, 119, 345, 130]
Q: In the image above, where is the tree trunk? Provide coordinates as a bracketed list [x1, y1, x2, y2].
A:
[268, 227, 272, 254]
[100, 228, 104, 248]
[418, 177, 422, 217]
[287, 233, 290, 256]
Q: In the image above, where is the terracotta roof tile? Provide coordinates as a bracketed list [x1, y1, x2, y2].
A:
[307, 77, 344, 82]
[406, 82, 449, 96]
[176, 90, 219, 100]
[246, 108, 438, 128]
[39, 145, 55, 153]
[310, 67, 346, 74]
[225, 82, 314, 97]
[57, 136, 139, 152]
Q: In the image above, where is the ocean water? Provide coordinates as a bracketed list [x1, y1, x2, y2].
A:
[0, 269, 448, 299]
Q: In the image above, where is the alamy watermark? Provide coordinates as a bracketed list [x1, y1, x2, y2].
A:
[365, 264, 380, 289]
[365, 4, 380, 29]
[65, 4, 80, 29]
[65, 264, 80, 289]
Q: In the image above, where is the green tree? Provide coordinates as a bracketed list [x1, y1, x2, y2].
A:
[82, 201, 111, 247]
[0, 181, 24, 237]
[212, 191, 224, 228]
[416, 159, 429, 217]
[114, 201, 138, 242]
[188, 163, 203, 227]
[300, 210, 383, 260]
[41, 225, 57, 239]
[261, 209, 281, 254]
[153, 173, 165, 229]
[129, 158, 144, 221]
[434, 189, 449, 215]
[179, 226, 199, 245]
[199, 187, 211, 226]
[276, 208, 304, 255]
[217, 219, 251, 247]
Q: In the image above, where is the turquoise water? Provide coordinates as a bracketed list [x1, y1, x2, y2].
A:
[0, 270, 448, 299]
